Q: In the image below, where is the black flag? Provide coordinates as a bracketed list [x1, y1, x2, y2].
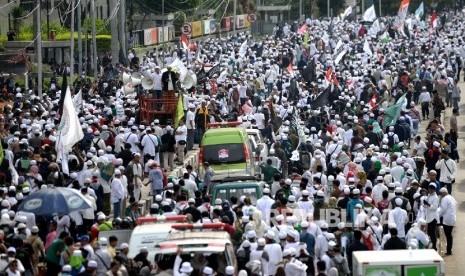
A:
[196, 67, 206, 83]
[309, 87, 331, 110]
[207, 64, 221, 78]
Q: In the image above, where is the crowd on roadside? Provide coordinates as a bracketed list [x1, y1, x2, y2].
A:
[0, 6, 461, 276]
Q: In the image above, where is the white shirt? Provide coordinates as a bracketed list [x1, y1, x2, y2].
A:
[186, 111, 196, 130]
[419, 91, 431, 103]
[249, 249, 269, 275]
[152, 72, 162, 90]
[256, 195, 275, 225]
[388, 207, 408, 237]
[175, 125, 187, 142]
[264, 243, 282, 275]
[81, 194, 97, 220]
[141, 134, 158, 157]
[414, 140, 427, 156]
[390, 165, 404, 183]
[284, 258, 307, 276]
[435, 157, 457, 183]
[425, 193, 440, 223]
[124, 132, 140, 153]
[114, 133, 125, 153]
[297, 200, 314, 218]
[56, 215, 70, 236]
[254, 112, 265, 129]
[110, 177, 126, 203]
[372, 183, 388, 203]
[439, 194, 457, 226]
[315, 232, 331, 259]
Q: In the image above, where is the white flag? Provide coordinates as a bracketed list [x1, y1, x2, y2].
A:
[363, 5, 377, 22]
[56, 87, 84, 174]
[239, 39, 248, 58]
[72, 89, 83, 111]
[342, 6, 352, 20]
[335, 39, 343, 53]
[334, 49, 347, 64]
[371, 19, 381, 33]
[364, 40, 373, 56]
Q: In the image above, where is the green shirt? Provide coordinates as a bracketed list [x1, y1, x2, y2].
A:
[98, 222, 113, 232]
[45, 239, 64, 264]
[260, 164, 280, 183]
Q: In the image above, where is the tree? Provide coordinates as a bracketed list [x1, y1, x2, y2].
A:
[11, 6, 26, 35]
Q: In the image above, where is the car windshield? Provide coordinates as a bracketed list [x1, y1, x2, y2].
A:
[203, 144, 245, 165]
[216, 187, 259, 204]
[155, 252, 228, 274]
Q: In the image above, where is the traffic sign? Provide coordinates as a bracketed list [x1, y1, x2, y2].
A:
[248, 13, 257, 22]
[181, 24, 192, 35]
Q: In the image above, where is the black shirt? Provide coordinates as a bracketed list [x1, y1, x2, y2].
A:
[384, 236, 406, 250]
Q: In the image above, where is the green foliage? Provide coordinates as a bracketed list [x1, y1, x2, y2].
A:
[11, 6, 26, 34]
[173, 11, 187, 36]
[83, 19, 111, 35]
[2, 27, 112, 53]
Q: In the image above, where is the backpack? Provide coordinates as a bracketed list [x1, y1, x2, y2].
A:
[92, 138, 103, 151]
[125, 163, 135, 185]
[387, 133, 395, 148]
[362, 232, 374, 250]
[331, 256, 346, 276]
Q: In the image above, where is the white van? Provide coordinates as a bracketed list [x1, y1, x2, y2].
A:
[154, 223, 237, 274]
[352, 249, 445, 276]
[126, 216, 186, 265]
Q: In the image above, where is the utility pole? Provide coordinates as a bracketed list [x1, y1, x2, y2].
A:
[233, 0, 236, 32]
[299, 0, 302, 21]
[70, 0, 75, 84]
[91, 0, 98, 78]
[362, 0, 365, 17]
[77, 0, 82, 76]
[84, 0, 88, 75]
[36, 0, 42, 98]
[327, 0, 330, 18]
[162, 0, 165, 66]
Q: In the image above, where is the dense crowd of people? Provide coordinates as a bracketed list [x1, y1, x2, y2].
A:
[0, 6, 461, 276]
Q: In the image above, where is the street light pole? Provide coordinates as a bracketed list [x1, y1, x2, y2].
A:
[162, 0, 165, 67]
[70, 0, 75, 83]
[36, 0, 42, 98]
[327, 0, 330, 18]
[362, 0, 365, 17]
[77, 0, 82, 76]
